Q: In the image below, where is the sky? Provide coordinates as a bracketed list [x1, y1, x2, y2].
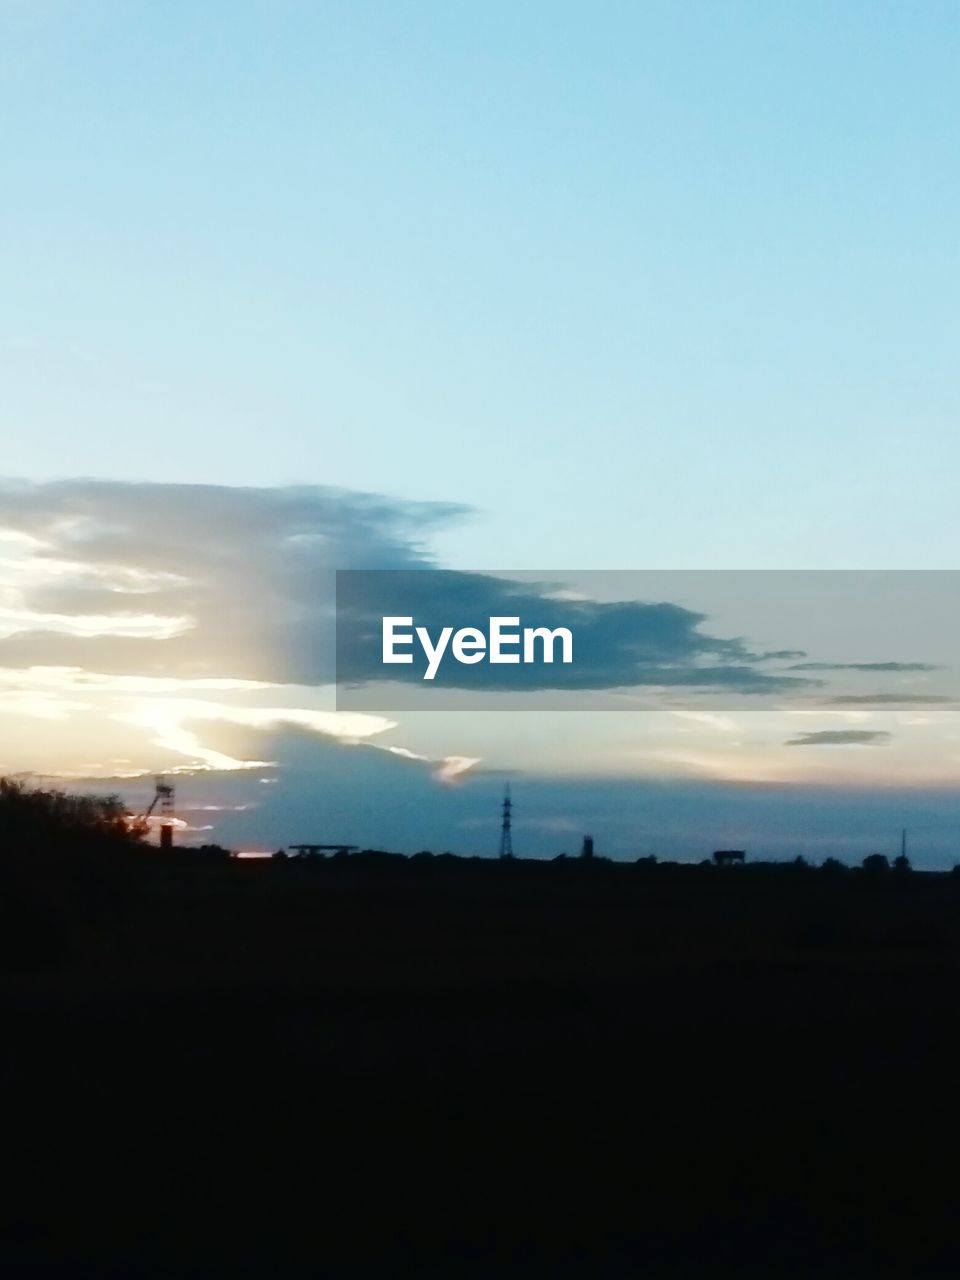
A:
[2, 3, 960, 864]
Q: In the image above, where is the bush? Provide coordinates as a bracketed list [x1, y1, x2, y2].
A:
[861, 853, 890, 875]
[0, 778, 143, 970]
[0, 777, 138, 849]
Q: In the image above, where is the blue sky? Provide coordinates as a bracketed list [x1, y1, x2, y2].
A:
[3, 4, 960, 862]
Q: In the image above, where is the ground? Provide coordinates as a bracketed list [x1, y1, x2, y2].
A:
[2, 853, 959, 1276]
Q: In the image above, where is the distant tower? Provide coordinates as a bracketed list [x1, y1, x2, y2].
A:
[158, 778, 175, 849]
[498, 784, 514, 859]
[581, 834, 594, 860]
[901, 828, 908, 860]
[140, 777, 176, 847]
[147, 776, 175, 849]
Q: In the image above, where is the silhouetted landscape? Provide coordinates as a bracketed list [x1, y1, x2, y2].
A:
[9, 0, 960, 1273]
[3, 779, 960, 1276]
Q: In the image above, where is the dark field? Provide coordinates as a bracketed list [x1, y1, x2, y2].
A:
[3, 853, 960, 1276]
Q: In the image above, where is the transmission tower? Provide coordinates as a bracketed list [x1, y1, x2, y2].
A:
[498, 783, 514, 859]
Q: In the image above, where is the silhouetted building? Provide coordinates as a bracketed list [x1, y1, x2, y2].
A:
[713, 849, 745, 866]
[581, 835, 594, 860]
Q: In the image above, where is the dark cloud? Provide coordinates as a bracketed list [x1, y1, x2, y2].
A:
[9, 480, 936, 705]
[826, 694, 955, 706]
[0, 480, 823, 700]
[785, 730, 891, 747]
[335, 569, 816, 697]
[789, 662, 938, 672]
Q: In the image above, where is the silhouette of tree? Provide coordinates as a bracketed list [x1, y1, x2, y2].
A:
[862, 853, 890, 875]
[0, 778, 142, 970]
[0, 777, 137, 847]
[893, 853, 911, 873]
[194, 843, 233, 859]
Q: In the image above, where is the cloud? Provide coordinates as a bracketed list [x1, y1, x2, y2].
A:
[113, 697, 400, 772]
[336, 569, 816, 696]
[0, 478, 467, 683]
[362, 742, 480, 783]
[0, 607, 191, 641]
[0, 689, 91, 719]
[789, 662, 938, 672]
[0, 666, 271, 696]
[7, 478, 954, 851]
[671, 710, 739, 733]
[434, 756, 482, 782]
[785, 730, 892, 747]
[0, 480, 486, 783]
[826, 694, 955, 706]
[0, 481, 822, 702]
